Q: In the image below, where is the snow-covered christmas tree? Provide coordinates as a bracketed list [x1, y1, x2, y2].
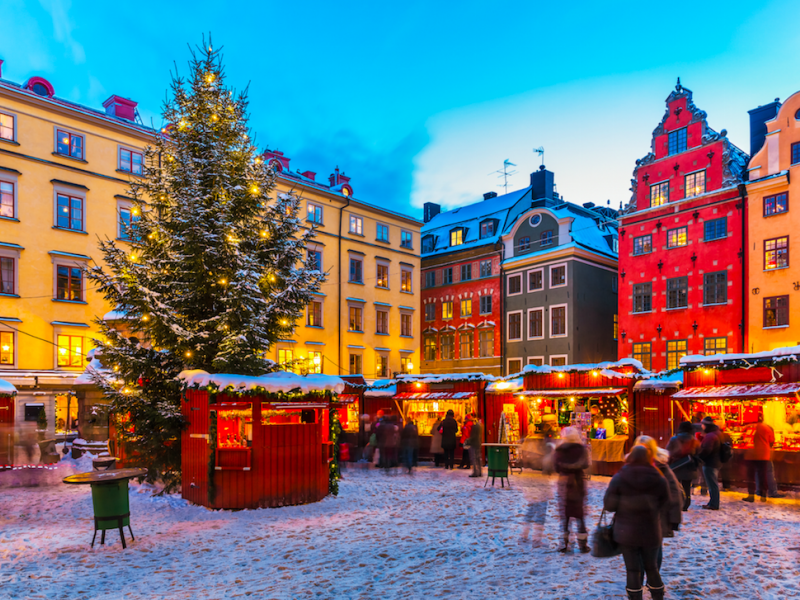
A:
[86, 40, 324, 491]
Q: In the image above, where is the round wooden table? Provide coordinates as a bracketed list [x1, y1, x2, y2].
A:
[64, 468, 147, 549]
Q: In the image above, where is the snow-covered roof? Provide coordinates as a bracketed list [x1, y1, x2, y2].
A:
[522, 358, 645, 376]
[673, 383, 800, 399]
[680, 346, 800, 367]
[396, 373, 496, 384]
[634, 370, 683, 391]
[0, 378, 17, 395]
[178, 370, 345, 395]
[365, 379, 396, 397]
[486, 377, 523, 392]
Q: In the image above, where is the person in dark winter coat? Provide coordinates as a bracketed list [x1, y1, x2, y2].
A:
[554, 427, 590, 553]
[468, 417, 483, 478]
[666, 421, 699, 510]
[439, 410, 459, 469]
[698, 417, 722, 510]
[604, 445, 669, 600]
[400, 420, 419, 474]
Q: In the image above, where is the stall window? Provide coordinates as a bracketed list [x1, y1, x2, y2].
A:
[479, 330, 494, 358]
[704, 337, 727, 355]
[441, 334, 455, 360]
[764, 295, 789, 328]
[349, 353, 362, 375]
[633, 283, 652, 313]
[632, 342, 651, 370]
[460, 332, 473, 359]
[0, 331, 14, 365]
[666, 340, 688, 370]
[24, 404, 44, 422]
[424, 336, 436, 360]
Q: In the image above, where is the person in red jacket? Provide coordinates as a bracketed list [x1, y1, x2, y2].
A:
[458, 414, 474, 469]
[742, 413, 775, 503]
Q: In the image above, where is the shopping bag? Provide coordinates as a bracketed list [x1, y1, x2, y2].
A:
[590, 509, 620, 558]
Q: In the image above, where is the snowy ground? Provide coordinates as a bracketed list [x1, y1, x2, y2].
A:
[1, 460, 799, 600]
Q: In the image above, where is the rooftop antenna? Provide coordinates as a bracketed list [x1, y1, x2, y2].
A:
[533, 146, 545, 167]
[491, 159, 517, 193]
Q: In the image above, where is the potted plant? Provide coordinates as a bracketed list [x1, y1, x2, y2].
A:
[36, 407, 48, 441]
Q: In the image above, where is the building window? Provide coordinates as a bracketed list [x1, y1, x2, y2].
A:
[422, 236, 435, 253]
[764, 295, 789, 327]
[401, 230, 413, 249]
[764, 236, 789, 270]
[667, 277, 688, 309]
[349, 354, 362, 375]
[400, 356, 411, 374]
[349, 306, 363, 332]
[703, 271, 727, 305]
[306, 351, 322, 374]
[508, 312, 522, 341]
[613, 314, 618, 340]
[551, 305, 567, 337]
[540, 230, 553, 246]
[633, 235, 652, 255]
[479, 330, 494, 357]
[425, 303, 435, 321]
[528, 357, 544, 367]
[349, 257, 363, 283]
[349, 215, 363, 235]
[376, 354, 389, 378]
[118, 205, 140, 241]
[307, 301, 323, 327]
[460, 332, 473, 359]
[424, 336, 436, 360]
[480, 259, 492, 278]
[632, 342, 651, 370]
[401, 269, 412, 292]
[480, 221, 495, 238]
[450, 228, 464, 246]
[443, 267, 453, 285]
[460, 298, 472, 318]
[441, 334, 455, 360]
[401, 313, 412, 337]
[57, 335, 85, 367]
[666, 340, 688, 370]
[508, 274, 522, 295]
[0, 112, 15, 141]
[667, 226, 687, 248]
[308, 249, 322, 271]
[376, 223, 389, 242]
[56, 193, 84, 231]
[550, 356, 567, 367]
[0, 181, 15, 219]
[307, 203, 323, 224]
[1, 257, 14, 294]
[376, 263, 389, 288]
[528, 269, 543, 291]
[704, 337, 727, 355]
[460, 263, 472, 281]
[442, 301, 453, 319]
[508, 358, 523, 373]
[704, 218, 727, 241]
[685, 170, 705, 198]
[56, 266, 82, 301]
[550, 265, 566, 287]
[668, 128, 687, 155]
[518, 236, 531, 252]
[119, 148, 143, 175]
[0, 331, 13, 365]
[479, 295, 492, 315]
[278, 348, 296, 372]
[633, 283, 652, 313]
[528, 308, 543, 339]
[424, 271, 436, 289]
[376, 310, 389, 334]
[56, 129, 84, 160]
[764, 192, 788, 217]
[650, 181, 669, 207]
[792, 142, 800, 165]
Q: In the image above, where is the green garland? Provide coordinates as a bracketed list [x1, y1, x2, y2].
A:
[184, 384, 337, 404]
[208, 410, 217, 505]
[329, 409, 342, 497]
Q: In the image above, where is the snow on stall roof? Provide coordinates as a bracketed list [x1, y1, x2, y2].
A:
[0, 378, 17, 395]
[486, 377, 523, 392]
[178, 370, 345, 395]
[634, 370, 683, 391]
[396, 373, 496, 384]
[681, 345, 800, 366]
[522, 358, 645, 376]
[365, 379, 396, 397]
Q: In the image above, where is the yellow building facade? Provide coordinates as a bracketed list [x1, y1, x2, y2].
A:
[0, 67, 153, 436]
[265, 150, 422, 379]
[746, 90, 800, 351]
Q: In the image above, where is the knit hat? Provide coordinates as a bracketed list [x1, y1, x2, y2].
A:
[701, 416, 716, 425]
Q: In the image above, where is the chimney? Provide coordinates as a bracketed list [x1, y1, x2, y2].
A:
[424, 202, 441, 223]
[483, 191, 498, 200]
[102, 95, 138, 121]
[748, 99, 781, 157]
[301, 170, 316, 181]
[530, 165, 555, 200]
[582, 202, 595, 209]
[0, 59, 3, 79]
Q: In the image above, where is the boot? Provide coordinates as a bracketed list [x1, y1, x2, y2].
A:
[558, 533, 570, 553]
[742, 495, 755, 503]
[577, 532, 590, 554]
[625, 588, 643, 600]
[648, 585, 665, 600]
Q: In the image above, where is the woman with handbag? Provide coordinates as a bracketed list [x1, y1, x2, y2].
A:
[554, 427, 590, 553]
[666, 421, 699, 510]
[603, 445, 669, 600]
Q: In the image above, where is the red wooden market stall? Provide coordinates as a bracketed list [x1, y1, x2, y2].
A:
[0, 378, 17, 467]
[336, 376, 366, 461]
[179, 370, 346, 509]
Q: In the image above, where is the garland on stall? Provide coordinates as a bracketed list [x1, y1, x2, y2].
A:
[208, 410, 217, 505]
[329, 409, 342, 497]
[184, 383, 337, 404]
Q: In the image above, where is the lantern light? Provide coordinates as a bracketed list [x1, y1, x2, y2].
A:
[415, 382, 422, 389]
[558, 372, 565, 379]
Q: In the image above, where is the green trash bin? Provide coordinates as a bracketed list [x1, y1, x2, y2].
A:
[92, 480, 131, 529]
[485, 445, 510, 488]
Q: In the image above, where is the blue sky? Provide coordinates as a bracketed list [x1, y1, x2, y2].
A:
[2, 0, 799, 216]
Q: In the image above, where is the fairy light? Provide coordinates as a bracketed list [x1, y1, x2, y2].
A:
[558, 372, 565, 379]
[260, 230, 268, 238]
[415, 382, 422, 389]
[211, 114, 218, 122]
[219, 278, 227, 285]
[178, 120, 187, 130]
[142, 315, 149, 321]
[185, 351, 192, 358]
[592, 371, 599, 377]
[281, 319, 288, 326]
[250, 185, 260, 195]
[130, 254, 138, 262]
[206, 73, 214, 83]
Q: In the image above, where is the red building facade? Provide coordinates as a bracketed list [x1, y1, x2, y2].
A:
[618, 80, 749, 371]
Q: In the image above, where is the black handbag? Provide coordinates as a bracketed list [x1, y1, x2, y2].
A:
[669, 455, 693, 471]
[591, 509, 621, 558]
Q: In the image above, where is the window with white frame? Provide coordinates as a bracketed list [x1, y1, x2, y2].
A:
[349, 215, 363, 235]
[528, 268, 543, 292]
[119, 147, 143, 175]
[527, 356, 544, 367]
[376, 223, 389, 242]
[55, 191, 84, 232]
[507, 358, 522, 374]
[550, 355, 568, 367]
[507, 311, 522, 341]
[307, 203, 323, 224]
[55, 128, 84, 160]
[528, 307, 544, 339]
[550, 304, 567, 337]
[508, 273, 522, 295]
[401, 230, 413, 249]
[550, 264, 567, 288]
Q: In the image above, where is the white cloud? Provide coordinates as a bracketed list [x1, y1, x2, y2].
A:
[38, 0, 86, 64]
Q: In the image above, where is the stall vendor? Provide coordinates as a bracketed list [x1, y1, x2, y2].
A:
[540, 414, 559, 440]
[590, 405, 603, 429]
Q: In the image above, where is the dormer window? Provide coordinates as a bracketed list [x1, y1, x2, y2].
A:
[450, 228, 464, 247]
[480, 220, 495, 239]
[422, 235, 435, 253]
[24, 77, 55, 98]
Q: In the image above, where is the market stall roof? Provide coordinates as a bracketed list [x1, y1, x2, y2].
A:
[178, 370, 345, 395]
[672, 383, 800, 399]
[518, 388, 626, 398]
[395, 392, 476, 400]
[680, 345, 800, 367]
[486, 378, 523, 392]
[0, 378, 17, 395]
[365, 379, 396, 397]
[522, 358, 646, 377]
[334, 394, 360, 404]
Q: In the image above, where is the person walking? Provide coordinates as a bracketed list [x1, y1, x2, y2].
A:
[743, 413, 775, 503]
[698, 416, 722, 510]
[666, 421, 699, 510]
[458, 414, 473, 469]
[603, 445, 669, 600]
[554, 427, 590, 553]
[400, 419, 419, 475]
[468, 416, 483, 478]
[429, 417, 444, 467]
[440, 409, 459, 470]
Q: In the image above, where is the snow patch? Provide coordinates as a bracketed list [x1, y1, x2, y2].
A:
[178, 370, 345, 395]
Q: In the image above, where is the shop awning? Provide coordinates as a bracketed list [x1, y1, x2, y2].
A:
[395, 392, 475, 400]
[334, 394, 360, 404]
[519, 388, 626, 398]
[672, 383, 800, 399]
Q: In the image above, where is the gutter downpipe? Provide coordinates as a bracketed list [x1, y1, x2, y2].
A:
[738, 183, 747, 354]
[338, 197, 351, 375]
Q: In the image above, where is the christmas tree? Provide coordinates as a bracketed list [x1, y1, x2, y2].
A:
[86, 40, 325, 491]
